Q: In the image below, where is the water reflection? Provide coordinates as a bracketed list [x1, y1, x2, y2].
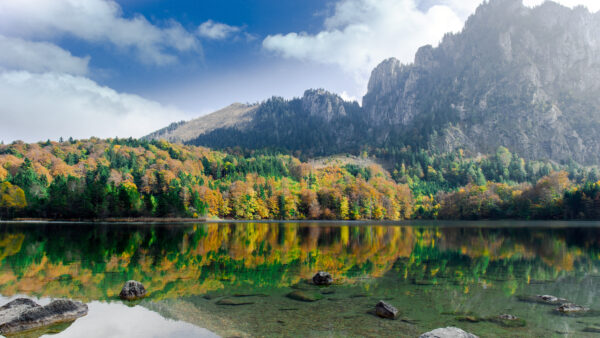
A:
[0, 223, 598, 301]
[0, 222, 598, 336]
[0, 295, 216, 338]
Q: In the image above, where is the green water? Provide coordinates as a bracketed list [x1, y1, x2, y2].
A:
[0, 221, 599, 337]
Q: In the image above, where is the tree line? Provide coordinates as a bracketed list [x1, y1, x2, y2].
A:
[0, 138, 411, 220]
[0, 138, 598, 220]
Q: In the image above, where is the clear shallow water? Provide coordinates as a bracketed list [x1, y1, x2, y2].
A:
[0, 222, 599, 337]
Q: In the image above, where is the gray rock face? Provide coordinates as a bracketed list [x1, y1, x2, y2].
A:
[302, 89, 347, 122]
[362, 0, 600, 164]
[119, 280, 147, 301]
[375, 301, 398, 319]
[0, 298, 88, 335]
[312, 271, 333, 286]
[419, 327, 479, 338]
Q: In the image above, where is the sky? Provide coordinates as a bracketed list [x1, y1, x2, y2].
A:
[0, 0, 598, 143]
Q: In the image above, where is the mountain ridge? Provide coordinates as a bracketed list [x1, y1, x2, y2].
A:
[147, 0, 600, 164]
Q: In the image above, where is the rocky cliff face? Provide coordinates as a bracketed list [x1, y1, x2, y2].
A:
[302, 89, 347, 122]
[362, 0, 600, 164]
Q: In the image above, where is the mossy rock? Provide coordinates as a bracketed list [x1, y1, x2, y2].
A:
[286, 290, 323, 302]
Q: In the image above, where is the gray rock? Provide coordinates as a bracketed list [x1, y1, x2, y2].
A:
[556, 303, 590, 314]
[498, 314, 518, 320]
[312, 271, 333, 286]
[119, 280, 147, 301]
[491, 314, 527, 328]
[0, 298, 87, 335]
[375, 301, 398, 320]
[419, 327, 478, 338]
[538, 295, 569, 304]
[517, 294, 569, 305]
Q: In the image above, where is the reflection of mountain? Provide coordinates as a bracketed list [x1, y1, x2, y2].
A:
[0, 223, 598, 302]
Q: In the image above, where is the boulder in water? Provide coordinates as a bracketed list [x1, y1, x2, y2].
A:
[0, 298, 87, 335]
[312, 271, 333, 286]
[375, 301, 398, 319]
[419, 327, 478, 338]
[119, 280, 147, 301]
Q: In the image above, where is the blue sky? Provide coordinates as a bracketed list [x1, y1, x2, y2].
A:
[0, 0, 598, 142]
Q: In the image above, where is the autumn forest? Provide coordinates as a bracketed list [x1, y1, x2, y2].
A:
[0, 138, 598, 221]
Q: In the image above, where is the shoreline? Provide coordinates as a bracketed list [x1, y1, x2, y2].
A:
[1, 218, 600, 228]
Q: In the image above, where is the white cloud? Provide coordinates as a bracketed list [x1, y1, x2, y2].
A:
[263, 0, 471, 91]
[0, 71, 186, 143]
[57, 301, 218, 338]
[263, 0, 599, 94]
[197, 20, 242, 40]
[0, 0, 200, 65]
[339, 91, 359, 103]
[0, 35, 89, 75]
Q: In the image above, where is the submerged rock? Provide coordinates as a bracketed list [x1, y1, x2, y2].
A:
[312, 271, 333, 286]
[517, 294, 569, 305]
[456, 315, 480, 323]
[375, 301, 399, 320]
[216, 298, 254, 306]
[556, 303, 590, 315]
[419, 327, 478, 338]
[232, 293, 268, 298]
[457, 313, 526, 327]
[490, 314, 526, 328]
[119, 280, 147, 301]
[583, 326, 600, 333]
[286, 291, 323, 302]
[0, 298, 87, 335]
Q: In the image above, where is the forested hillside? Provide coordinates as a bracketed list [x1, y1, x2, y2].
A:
[0, 139, 599, 220]
[0, 138, 411, 220]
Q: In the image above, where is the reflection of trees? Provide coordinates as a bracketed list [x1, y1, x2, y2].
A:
[0, 224, 597, 301]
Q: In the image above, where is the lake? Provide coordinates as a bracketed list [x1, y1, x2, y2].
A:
[0, 221, 599, 337]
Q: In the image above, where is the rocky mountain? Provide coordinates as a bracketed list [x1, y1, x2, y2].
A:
[147, 0, 600, 164]
[154, 89, 363, 156]
[363, 0, 600, 164]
